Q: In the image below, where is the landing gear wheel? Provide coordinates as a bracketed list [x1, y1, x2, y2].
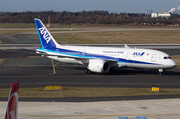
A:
[84, 68, 88, 74]
[84, 68, 91, 74]
[158, 69, 163, 76]
[159, 72, 163, 76]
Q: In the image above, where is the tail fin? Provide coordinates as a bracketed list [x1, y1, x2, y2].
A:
[4, 82, 19, 119]
[34, 18, 59, 49]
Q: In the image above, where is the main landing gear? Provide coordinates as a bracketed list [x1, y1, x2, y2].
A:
[84, 68, 91, 74]
[158, 69, 163, 76]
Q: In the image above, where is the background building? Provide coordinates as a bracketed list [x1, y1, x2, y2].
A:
[151, 12, 171, 18]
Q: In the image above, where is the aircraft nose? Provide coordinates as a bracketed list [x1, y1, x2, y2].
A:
[170, 59, 176, 68]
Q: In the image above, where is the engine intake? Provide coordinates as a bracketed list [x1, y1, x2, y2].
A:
[88, 60, 110, 73]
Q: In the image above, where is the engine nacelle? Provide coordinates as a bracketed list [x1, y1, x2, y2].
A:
[88, 60, 110, 73]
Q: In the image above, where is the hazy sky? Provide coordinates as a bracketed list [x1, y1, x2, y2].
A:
[0, 0, 180, 13]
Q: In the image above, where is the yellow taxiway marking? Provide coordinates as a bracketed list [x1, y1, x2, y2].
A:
[54, 61, 61, 67]
[51, 59, 56, 74]
[0, 58, 6, 66]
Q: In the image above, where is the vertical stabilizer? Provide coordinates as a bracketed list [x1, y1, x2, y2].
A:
[4, 82, 19, 119]
[34, 18, 59, 49]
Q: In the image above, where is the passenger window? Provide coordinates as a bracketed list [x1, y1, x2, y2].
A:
[164, 57, 167, 59]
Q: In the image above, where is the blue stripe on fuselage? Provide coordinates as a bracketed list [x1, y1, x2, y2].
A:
[38, 48, 159, 65]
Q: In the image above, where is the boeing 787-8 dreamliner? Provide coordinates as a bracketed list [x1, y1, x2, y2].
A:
[34, 18, 176, 75]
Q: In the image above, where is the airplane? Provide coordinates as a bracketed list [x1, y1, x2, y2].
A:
[4, 82, 19, 119]
[34, 18, 176, 75]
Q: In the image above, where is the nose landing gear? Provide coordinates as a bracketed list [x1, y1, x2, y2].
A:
[158, 69, 163, 76]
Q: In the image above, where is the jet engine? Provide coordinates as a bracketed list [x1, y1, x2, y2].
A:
[88, 60, 110, 73]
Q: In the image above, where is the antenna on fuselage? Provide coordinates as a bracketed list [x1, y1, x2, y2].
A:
[124, 44, 130, 49]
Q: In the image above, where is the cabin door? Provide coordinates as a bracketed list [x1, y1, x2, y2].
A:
[126, 53, 130, 60]
[151, 54, 157, 62]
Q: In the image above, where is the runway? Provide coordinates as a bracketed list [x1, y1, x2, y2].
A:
[0, 48, 180, 88]
[0, 64, 180, 88]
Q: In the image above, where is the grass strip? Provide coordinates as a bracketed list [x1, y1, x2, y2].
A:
[53, 30, 180, 44]
[0, 29, 179, 44]
[0, 87, 180, 98]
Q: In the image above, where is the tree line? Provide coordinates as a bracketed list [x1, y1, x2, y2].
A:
[0, 11, 179, 25]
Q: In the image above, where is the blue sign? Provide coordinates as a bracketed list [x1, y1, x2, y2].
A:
[136, 116, 148, 119]
[118, 117, 129, 119]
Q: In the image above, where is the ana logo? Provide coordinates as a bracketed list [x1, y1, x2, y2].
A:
[39, 27, 51, 43]
[132, 52, 145, 56]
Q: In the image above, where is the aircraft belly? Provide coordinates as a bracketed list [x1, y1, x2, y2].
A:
[47, 56, 83, 64]
[118, 62, 166, 69]
[118, 63, 147, 68]
[130, 64, 172, 69]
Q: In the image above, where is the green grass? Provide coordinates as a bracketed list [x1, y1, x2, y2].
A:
[0, 87, 180, 98]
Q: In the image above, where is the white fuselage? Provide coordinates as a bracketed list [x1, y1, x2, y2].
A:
[42, 45, 176, 70]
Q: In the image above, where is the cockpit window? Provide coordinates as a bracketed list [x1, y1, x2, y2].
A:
[164, 56, 172, 59]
